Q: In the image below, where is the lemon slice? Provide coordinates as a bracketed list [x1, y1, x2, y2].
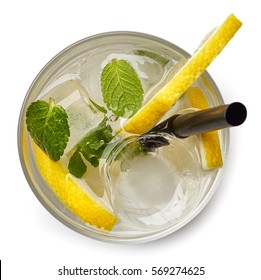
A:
[32, 141, 117, 231]
[186, 87, 223, 169]
[123, 14, 242, 134]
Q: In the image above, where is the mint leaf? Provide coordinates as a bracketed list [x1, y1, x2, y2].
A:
[26, 98, 70, 161]
[134, 50, 170, 67]
[89, 97, 107, 114]
[68, 149, 86, 178]
[101, 59, 143, 118]
[68, 118, 113, 178]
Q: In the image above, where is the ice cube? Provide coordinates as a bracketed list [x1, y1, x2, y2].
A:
[82, 162, 106, 198]
[115, 154, 177, 214]
[106, 137, 201, 228]
[38, 73, 80, 102]
[39, 78, 104, 153]
[80, 50, 166, 105]
[100, 53, 165, 98]
[79, 52, 106, 107]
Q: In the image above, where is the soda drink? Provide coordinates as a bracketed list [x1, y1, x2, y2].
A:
[18, 32, 228, 242]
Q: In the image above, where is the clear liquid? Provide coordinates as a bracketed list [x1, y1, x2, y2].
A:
[22, 35, 224, 240]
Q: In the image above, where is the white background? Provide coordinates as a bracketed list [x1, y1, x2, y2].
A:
[0, 0, 259, 279]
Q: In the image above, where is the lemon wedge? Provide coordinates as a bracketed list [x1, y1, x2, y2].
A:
[186, 87, 223, 169]
[123, 14, 242, 134]
[32, 141, 117, 231]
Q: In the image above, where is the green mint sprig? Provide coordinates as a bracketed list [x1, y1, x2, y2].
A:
[68, 118, 113, 178]
[26, 58, 145, 179]
[26, 98, 70, 161]
[101, 59, 144, 118]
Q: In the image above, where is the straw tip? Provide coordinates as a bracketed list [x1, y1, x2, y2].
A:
[226, 102, 247, 126]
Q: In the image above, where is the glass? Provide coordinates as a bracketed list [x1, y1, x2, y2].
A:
[18, 32, 229, 243]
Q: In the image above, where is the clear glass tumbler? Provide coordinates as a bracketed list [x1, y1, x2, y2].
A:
[18, 32, 229, 243]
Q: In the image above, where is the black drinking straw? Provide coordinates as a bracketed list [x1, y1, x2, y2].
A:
[157, 102, 247, 138]
[139, 102, 247, 150]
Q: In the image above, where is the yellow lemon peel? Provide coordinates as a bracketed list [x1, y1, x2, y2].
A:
[123, 14, 242, 134]
[32, 142, 117, 231]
